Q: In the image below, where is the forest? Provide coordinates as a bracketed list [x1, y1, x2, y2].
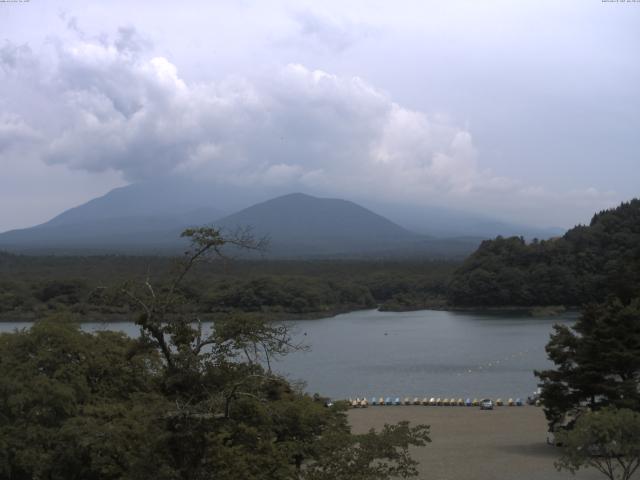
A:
[0, 253, 455, 321]
[448, 199, 640, 307]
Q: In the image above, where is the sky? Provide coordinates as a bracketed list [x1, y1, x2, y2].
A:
[0, 0, 638, 232]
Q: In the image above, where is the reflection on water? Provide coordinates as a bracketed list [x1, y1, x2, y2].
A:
[0, 309, 577, 400]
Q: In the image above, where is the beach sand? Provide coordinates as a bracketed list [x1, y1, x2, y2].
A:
[348, 405, 632, 480]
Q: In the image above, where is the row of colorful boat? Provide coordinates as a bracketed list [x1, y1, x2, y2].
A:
[349, 397, 525, 407]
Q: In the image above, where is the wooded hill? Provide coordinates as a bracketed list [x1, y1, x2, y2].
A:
[448, 199, 640, 307]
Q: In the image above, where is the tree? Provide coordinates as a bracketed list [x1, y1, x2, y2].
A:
[0, 316, 169, 480]
[119, 226, 431, 479]
[0, 227, 431, 479]
[448, 199, 640, 308]
[555, 408, 640, 480]
[536, 296, 640, 429]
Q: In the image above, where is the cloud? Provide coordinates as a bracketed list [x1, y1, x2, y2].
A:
[288, 10, 374, 53]
[0, 114, 40, 152]
[0, 29, 616, 227]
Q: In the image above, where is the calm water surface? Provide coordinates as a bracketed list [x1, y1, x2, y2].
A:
[0, 309, 576, 400]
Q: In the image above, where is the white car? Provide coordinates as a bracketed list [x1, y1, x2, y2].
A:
[480, 399, 494, 410]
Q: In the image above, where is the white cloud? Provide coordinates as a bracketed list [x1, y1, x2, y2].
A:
[0, 29, 618, 228]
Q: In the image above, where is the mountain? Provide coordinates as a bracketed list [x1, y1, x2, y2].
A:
[215, 193, 419, 256]
[365, 201, 564, 239]
[0, 177, 558, 257]
[0, 189, 482, 257]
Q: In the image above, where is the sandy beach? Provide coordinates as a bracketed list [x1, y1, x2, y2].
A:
[349, 405, 634, 480]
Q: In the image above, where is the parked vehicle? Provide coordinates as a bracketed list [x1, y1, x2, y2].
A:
[527, 388, 542, 405]
[480, 398, 494, 410]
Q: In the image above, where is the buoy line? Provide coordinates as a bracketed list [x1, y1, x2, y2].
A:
[455, 349, 533, 376]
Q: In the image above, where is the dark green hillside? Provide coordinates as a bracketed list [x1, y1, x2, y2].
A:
[448, 199, 640, 307]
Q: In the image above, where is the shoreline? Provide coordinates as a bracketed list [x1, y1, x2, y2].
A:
[0, 304, 578, 323]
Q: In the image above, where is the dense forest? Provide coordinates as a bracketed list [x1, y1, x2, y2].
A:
[448, 199, 640, 307]
[0, 253, 455, 320]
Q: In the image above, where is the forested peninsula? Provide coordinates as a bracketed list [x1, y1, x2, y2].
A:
[448, 199, 640, 307]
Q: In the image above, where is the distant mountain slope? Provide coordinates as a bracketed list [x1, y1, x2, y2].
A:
[215, 193, 419, 255]
[0, 210, 223, 254]
[41, 179, 229, 228]
[0, 189, 482, 257]
[368, 202, 564, 239]
[448, 199, 640, 306]
[0, 177, 557, 257]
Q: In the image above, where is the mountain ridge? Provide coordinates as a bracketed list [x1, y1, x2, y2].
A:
[0, 179, 559, 257]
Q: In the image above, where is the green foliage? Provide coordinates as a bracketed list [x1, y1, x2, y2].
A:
[536, 297, 640, 428]
[0, 252, 457, 319]
[449, 199, 640, 306]
[0, 316, 168, 480]
[0, 229, 431, 479]
[555, 408, 640, 480]
[303, 421, 431, 480]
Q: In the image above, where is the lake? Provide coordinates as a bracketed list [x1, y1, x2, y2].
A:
[0, 309, 576, 400]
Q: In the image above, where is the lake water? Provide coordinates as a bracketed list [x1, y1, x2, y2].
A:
[0, 309, 576, 400]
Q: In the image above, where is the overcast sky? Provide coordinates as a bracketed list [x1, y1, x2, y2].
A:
[1, 0, 638, 232]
